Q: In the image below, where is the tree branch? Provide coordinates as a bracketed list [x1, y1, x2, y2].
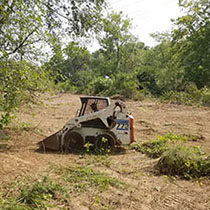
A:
[0, 27, 38, 60]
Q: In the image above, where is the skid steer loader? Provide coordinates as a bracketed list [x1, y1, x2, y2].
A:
[38, 96, 134, 152]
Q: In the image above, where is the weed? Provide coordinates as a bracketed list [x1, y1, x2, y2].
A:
[131, 138, 168, 158]
[0, 130, 11, 152]
[89, 196, 113, 210]
[131, 133, 210, 179]
[78, 153, 111, 168]
[17, 176, 66, 209]
[56, 166, 126, 193]
[84, 142, 94, 153]
[130, 132, 188, 158]
[16, 122, 43, 135]
[157, 145, 210, 179]
[0, 196, 30, 210]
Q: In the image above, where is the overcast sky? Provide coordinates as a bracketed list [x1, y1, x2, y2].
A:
[107, 0, 183, 46]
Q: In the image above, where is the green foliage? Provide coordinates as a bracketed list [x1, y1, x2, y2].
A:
[0, 197, 30, 210]
[157, 145, 210, 178]
[0, 176, 65, 210]
[0, 164, 126, 210]
[0, 0, 107, 129]
[111, 73, 139, 98]
[0, 60, 50, 129]
[161, 86, 210, 106]
[0, 113, 13, 130]
[86, 76, 113, 95]
[95, 12, 142, 78]
[131, 139, 168, 158]
[0, 0, 106, 60]
[172, 0, 210, 88]
[56, 166, 126, 193]
[131, 133, 188, 158]
[56, 80, 78, 93]
[132, 132, 210, 178]
[18, 176, 64, 209]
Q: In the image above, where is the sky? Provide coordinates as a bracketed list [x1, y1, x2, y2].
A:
[107, 0, 183, 46]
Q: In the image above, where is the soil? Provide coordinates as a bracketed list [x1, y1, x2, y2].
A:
[0, 93, 210, 210]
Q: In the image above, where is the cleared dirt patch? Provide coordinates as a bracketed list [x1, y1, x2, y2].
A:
[0, 93, 210, 209]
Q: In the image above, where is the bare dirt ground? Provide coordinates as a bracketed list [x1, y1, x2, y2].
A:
[0, 93, 210, 210]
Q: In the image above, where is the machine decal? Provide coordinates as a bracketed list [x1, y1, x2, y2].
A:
[116, 119, 129, 130]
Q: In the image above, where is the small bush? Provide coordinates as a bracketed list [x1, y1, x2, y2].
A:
[157, 145, 210, 178]
[131, 133, 188, 158]
[0, 176, 66, 210]
[131, 138, 169, 158]
[161, 86, 210, 106]
[18, 176, 65, 209]
[0, 197, 30, 210]
[87, 76, 113, 95]
[56, 80, 78, 93]
[0, 60, 51, 129]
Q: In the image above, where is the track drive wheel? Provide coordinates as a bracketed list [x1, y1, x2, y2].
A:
[95, 133, 115, 152]
[64, 132, 84, 152]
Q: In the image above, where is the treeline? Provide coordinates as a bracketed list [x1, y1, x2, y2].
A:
[0, 0, 210, 128]
[49, 0, 210, 102]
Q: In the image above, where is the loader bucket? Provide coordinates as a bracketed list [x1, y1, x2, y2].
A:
[38, 131, 61, 151]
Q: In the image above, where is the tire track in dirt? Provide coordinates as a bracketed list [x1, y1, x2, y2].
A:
[155, 194, 196, 210]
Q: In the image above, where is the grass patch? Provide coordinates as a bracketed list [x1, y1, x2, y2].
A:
[0, 164, 127, 209]
[77, 153, 112, 168]
[0, 197, 30, 210]
[15, 122, 43, 135]
[130, 132, 188, 158]
[18, 176, 65, 209]
[55, 166, 127, 193]
[0, 176, 67, 210]
[157, 145, 210, 179]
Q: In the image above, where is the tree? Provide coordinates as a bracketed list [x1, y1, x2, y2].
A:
[0, 60, 50, 129]
[0, 0, 107, 61]
[63, 42, 90, 79]
[0, 0, 107, 129]
[141, 33, 185, 93]
[172, 0, 210, 88]
[97, 12, 139, 75]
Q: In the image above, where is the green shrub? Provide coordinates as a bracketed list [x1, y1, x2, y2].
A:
[131, 133, 188, 158]
[131, 138, 169, 158]
[56, 80, 78, 93]
[87, 76, 113, 95]
[157, 145, 210, 178]
[18, 176, 65, 209]
[161, 86, 210, 106]
[201, 87, 210, 106]
[0, 197, 29, 210]
[0, 176, 65, 210]
[110, 73, 139, 99]
[0, 60, 51, 129]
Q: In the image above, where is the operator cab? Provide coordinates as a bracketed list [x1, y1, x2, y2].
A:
[78, 96, 110, 117]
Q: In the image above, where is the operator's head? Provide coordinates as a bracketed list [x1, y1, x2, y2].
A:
[90, 102, 98, 112]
